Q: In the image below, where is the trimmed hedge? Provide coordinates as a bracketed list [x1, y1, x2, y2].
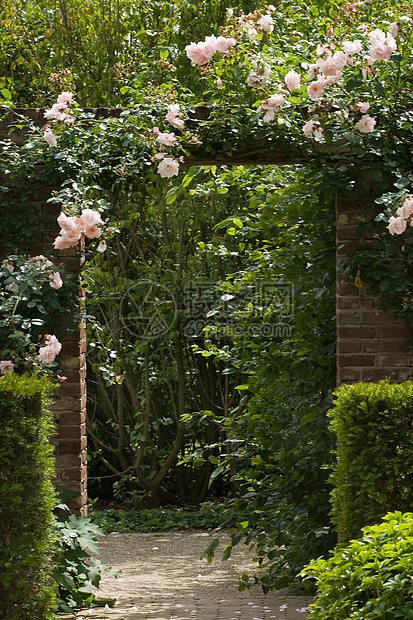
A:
[0, 373, 56, 620]
[328, 380, 413, 544]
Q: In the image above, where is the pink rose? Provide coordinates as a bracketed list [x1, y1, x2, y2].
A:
[43, 126, 57, 147]
[157, 158, 179, 178]
[388, 22, 399, 38]
[38, 346, 57, 364]
[84, 225, 102, 239]
[215, 36, 236, 54]
[57, 91, 73, 104]
[284, 70, 301, 91]
[81, 209, 103, 228]
[356, 114, 376, 133]
[185, 42, 209, 66]
[387, 216, 407, 236]
[396, 196, 413, 219]
[322, 51, 348, 76]
[49, 271, 63, 289]
[45, 334, 62, 354]
[342, 40, 362, 55]
[156, 132, 177, 146]
[307, 81, 325, 99]
[0, 360, 14, 374]
[257, 14, 274, 32]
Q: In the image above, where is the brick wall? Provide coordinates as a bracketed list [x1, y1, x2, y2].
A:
[336, 195, 413, 386]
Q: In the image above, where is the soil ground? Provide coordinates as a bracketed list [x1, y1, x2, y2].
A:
[59, 530, 313, 620]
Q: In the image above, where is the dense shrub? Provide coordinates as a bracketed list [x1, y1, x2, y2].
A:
[0, 373, 56, 620]
[52, 500, 119, 614]
[300, 511, 413, 620]
[90, 505, 242, 534]
[328, 380, 413, 544]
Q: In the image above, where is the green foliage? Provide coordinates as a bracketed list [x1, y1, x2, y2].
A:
[328, 380, 413, 545]
[0, 254, 77, 370]
[0, 373, 56, 620]
[90, 505, 242, 534]
[184, 166, 337, 591]
[300, 511, 413, 620]
[52, 500, 119, 614]
[0, 0, 255, 107]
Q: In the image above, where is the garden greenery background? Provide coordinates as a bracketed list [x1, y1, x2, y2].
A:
[0, 0, 413, 595]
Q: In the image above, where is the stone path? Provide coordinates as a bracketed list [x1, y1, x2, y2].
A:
[62, 531, 313, 620]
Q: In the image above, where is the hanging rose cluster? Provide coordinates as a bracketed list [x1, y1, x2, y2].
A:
[53, 209, 104, 250]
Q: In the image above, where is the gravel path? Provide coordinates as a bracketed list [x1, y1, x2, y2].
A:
[61, 531, 313, 620]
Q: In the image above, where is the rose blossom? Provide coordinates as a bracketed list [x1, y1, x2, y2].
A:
[185, 42, 209, 65]
[38, 334, 62, 364]
[307, 81, 325, 99]
[157, 157, 180, 178]
[303, 119, 323, 139]
[388, 22, 399, 37]
[156, 132, 177, 146]
[397, 196, 413, 219]
[215, 36, 236, 54]
[57, 91, 73, 104]
[43, 126, 57, 147]
[387, 215, 407, 235]
[81, 209, 103, 228]
[322, 51, 348, 76]
[257, 14, 274, 32]
[284, 69, 301, 91]
[0, 360, 14, 374]
[165, 104, 184, 130]
[342, 40, 362, 55]
[353, 101, 370, 113]
[50, 271, 63, 289]
[356, 114, 376, 133]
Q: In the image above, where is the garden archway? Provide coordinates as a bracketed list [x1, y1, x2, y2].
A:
[1, 107, 412, 515]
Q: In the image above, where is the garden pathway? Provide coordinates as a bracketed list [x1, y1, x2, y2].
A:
[62, 531, 313, 620]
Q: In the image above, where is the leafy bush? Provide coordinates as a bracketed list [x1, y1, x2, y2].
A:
[52, 500, 119, 615]
[90, 505, 240, 534]
[300, 511, 413, 620]
[0, 373, 56, 620]
[328, 381, 413, 544]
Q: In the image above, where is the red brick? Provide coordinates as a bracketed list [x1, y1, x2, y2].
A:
[361, 368, 413, 382]
[58, 410, 87, 426]
[337, 213, 369, 226]
[376, 326, 410, 338]
[59, 382, 86, 398]
[338, 342, 361, 354]
[336, 198, 364, 212]
[341, 355, 376, 367]
[377, 354, 413, 367]
[338, 327, 376, 339]
[61, 466, 87, 481]
[337, 368, 361, 383]
[337, 297, 374, 311]
[58, 437, 87, 453]
[337, 283, 361, 296]
[363, 341, 411, 354]
[57, 422, 86, 439]
[54, 453, 83, 468]
[337, 312, 362, 325]
[362, 312, 404, 326]
[336, 226, 359, 240]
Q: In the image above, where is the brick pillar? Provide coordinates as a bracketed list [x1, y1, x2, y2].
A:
[0, 183, 88, 515]
[336, 195, 413, 386]
[51, 248, 88, 516]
